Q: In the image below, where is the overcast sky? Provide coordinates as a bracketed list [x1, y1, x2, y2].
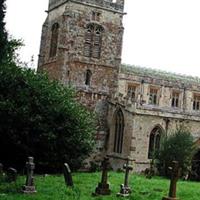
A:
[5, 0, 200, 77]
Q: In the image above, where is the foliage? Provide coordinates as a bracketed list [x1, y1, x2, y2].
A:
[1, 173, 200, 200]
[0, 0, 22, 66]
[157, 128, 197, 176]
[0, 0, 7, 64]
[0, 64, 95, 172]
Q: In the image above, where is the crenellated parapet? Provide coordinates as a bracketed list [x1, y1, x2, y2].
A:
[48, 0, 124, 12]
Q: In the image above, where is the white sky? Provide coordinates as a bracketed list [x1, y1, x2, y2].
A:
[5, 0, 200, 77]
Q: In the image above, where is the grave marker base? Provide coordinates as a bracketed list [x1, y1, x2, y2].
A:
[93, 183, 111, 195]
[162, 197, 179, 200]
[117, 184, 131, 197]
[22, 185, 37, 194]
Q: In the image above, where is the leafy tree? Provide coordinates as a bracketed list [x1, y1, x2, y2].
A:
[0, 0, 7, 63]
[0, 64, 95, 172]
[158, 128, 197, 177]
[0, 0, 22, 66]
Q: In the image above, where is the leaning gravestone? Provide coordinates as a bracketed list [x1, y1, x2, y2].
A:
[22, 157, 37, 194]
[117, 158, 133, 197]
[7, 167, 17, 182]
[63, 163, 73, 187]
[162, 161, 181, 200]
[93, 157, 111, 195]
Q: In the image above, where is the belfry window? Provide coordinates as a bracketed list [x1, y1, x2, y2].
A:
[49, 23, 59, 57]
[114, 109, 124, 154]
[148, 126, 163, 159]
[84, 23, 103, 59]
[85, 69, 92, 86]
[92, 11, 101, 21]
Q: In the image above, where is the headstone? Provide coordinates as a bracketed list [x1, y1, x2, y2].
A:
[7, 167, 17, 182]
[22, 157, 37, 194]
[93, 157, 111, 195]
[117, 158, 133, 197]
[0, 163, 3, 176]
[63, 163, 73, 187]
[162, 161, 181, 200]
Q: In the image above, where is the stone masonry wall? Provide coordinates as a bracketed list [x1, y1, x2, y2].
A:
[38, 0, 125, 164]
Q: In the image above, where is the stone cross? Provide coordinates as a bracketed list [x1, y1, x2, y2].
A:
[117, 158, 133, 197]
[93, 157, 111, 195]
[162, 161, 181, 200]
[22, 157, 37, 194]
[63, 163, 73, 187]
[7, 167, 17, 182]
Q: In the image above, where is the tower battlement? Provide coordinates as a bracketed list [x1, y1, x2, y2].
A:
[49, 0, 124, 13]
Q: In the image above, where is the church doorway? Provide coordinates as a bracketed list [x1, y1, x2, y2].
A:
[191, 150, 200, 181]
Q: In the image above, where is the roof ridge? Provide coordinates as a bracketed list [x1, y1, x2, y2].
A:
[121, 64, 200, 84]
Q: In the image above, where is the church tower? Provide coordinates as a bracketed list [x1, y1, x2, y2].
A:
[38, 0, 125, 155]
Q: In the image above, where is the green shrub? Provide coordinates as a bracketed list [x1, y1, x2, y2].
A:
[157, 128, 197, 176]
[0, 64, 95, 172]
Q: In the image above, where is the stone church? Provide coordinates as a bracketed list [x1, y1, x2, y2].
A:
[38, 0, 200, 172]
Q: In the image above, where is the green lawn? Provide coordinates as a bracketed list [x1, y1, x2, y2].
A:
[0, 172, 200, 200]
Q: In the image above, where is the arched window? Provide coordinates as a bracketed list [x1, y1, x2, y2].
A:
[148, 126, 163, 159]
[114, 109, 124, 153]
[49, 23, 59, 57]
[84, 23, 103, 59]
[85, 69, 92, 86]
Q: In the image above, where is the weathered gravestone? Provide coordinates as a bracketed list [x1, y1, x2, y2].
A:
[63, 163, 73, 187]
[162, 161, 181, 200]
[0, 163, 3, 176]
[117, 158, 133, 197]
[93, 157, 111, 195]
[22, 157, 37, 194]
[7, 167, 17, 182]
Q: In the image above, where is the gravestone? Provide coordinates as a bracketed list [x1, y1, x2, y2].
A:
[7, 167, 17, 182]
[22, 157, 37, 194]
[93, 157, 111, 195]
[162, 161, 181, 200]
[63, 163, 73, 187]
[117, 158, 133, 197]
[0, 163, 3, 176]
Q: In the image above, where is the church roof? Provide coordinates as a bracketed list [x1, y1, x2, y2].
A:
[121, 64, 200, 85]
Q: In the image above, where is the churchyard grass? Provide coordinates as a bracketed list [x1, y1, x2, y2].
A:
[0, 172, 200, 200]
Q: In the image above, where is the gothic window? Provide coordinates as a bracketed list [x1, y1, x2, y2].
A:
[149, 88, 158, 105]
[171, 91, 180, 108]
[114, 109, 124, 154]
[148, 126, 163, 159]
[49, 23, 59, 58]
[84, 23, 103, 59]
[127, 85, 137, 100]
[85, 69, 92, 86]
[193, 94, 200, 111]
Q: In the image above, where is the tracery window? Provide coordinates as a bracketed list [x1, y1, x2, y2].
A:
[84, 23, 104, 59]
[49, 23, 59, 58]
[114, 109, 124, 154]
[193, 94, 200, 111]
[171, 91, 180, 108]
[85, 69, 92, 86]
[148, 126, 163, 159]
